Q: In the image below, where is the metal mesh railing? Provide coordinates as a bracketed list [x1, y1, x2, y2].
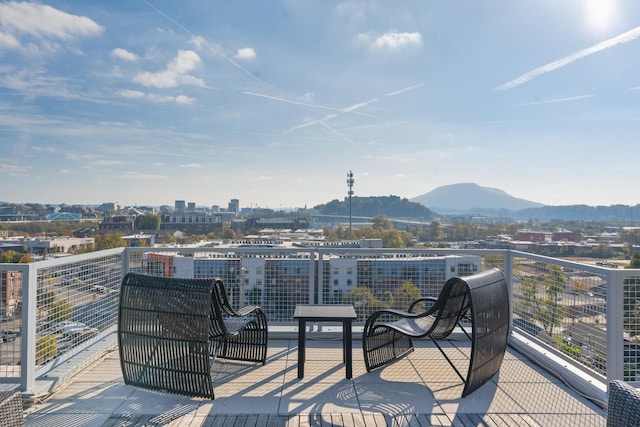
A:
[510, 253, 640, 383]
[2, 246, 639, 392]
[34, 252, 122, 367]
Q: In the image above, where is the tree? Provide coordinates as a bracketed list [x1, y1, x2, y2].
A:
[629, 252, 640, 268]
[382, 230, 404, 248]
[94, 233, 127, 250]
[37, 289, 55, 308]
[484, 254, 504, 270]
[344, 286, 386, 319]
[539, 265, 567, 337]
[429, 220, 445, 241]
[19, 253, 34, 263]
[0, 250, 21, 263]
[518, 266, 567, 338]
[393, 281, 422, 311]
[372, 215, 392, 231]
[50, 300, 73, 323]
[138, 213, 161, 230]
[36, 335, 58, 364]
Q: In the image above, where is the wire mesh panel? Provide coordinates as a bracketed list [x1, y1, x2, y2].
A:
[319, 249, 487, 322]
[34, 253, 122, 367]
[134, 247, 317, 322]
[510, 255, 621, 379]
[0, 267, 23, 378]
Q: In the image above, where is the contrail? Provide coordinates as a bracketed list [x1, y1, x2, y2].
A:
[242, 91, 377, 117]
[285, 114, 339, 134]
[318, 120, 371, 156]
[496, 26, 640, 90]
[386, 83, 424, 96]
[515, 94, 594, 107]
[140, 0, 260, 81]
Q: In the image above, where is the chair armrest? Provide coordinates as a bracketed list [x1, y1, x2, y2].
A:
[408, 297, 438, 313]
[364, 308, 419, 332]
[234, 305, 264, 317]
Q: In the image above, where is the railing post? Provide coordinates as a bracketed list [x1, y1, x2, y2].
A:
[310, 249, 318, 304]
[607, 269, 626, 383]
[21, 263, 37, 394]
[315, 250, 322, 304]
[505, 250, 514, 333]
[121, 247, 130, 277]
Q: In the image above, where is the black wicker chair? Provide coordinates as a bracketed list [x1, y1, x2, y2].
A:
[118, 273, 268, 399]
[210, 278, 268, 364]
[0, 391, 24, 427]
[607, 380, 640, 427]
[362, 268, 509, 397]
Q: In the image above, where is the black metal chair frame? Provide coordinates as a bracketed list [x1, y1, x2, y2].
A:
[362, 268, 510, 397]
[118, 273, 268, 399]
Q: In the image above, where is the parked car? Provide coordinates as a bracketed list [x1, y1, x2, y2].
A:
[1, 330, 18, 341]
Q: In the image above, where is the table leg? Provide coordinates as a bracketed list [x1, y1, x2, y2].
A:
[297, 319, 306, 379]
[344, 319, 353, 379]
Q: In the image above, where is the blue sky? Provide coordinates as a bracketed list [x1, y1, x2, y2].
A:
[1, 1, 639, 209]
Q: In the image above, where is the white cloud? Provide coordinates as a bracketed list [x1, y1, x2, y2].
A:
[235, 47, 256, 60]
[180, 163, 202, 168]
[122, 172, 167, 180]
[175, 95, 195, 104]
[361, 31, 423, 51]
[33, 145, 57, 152]
[0, 2, 103, 54]
[117, 89, 146, 99]
[111, 48, 138, 61]
[89, 159, 126, 167]
[2, 163, 31, 176]
[147, 93, 196, 104]
[133, 50, 203, 88]
[0, 31, 20, 50]
[117, 89, 196, 105]
[189, 35, 225, 56]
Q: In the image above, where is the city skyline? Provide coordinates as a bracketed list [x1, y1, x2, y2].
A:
[2, 1, 640, 209]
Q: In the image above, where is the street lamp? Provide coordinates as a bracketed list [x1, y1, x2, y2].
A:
[347, 171, 354, 240]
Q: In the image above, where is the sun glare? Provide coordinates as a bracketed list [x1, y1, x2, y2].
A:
[583, 0, 618, 33]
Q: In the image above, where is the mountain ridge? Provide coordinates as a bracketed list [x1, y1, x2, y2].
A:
[410, 183, 639, 222]
[410, 183, 545, 213]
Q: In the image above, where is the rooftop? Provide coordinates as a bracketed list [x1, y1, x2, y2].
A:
[2, 246, 635, 426]
[21, 335, 607, 426]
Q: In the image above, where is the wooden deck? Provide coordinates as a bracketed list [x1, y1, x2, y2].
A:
[24, 338, 608, 427]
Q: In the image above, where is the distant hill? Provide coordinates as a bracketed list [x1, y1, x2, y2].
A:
[313, 195, 436, 220]
[410, 183, 640, 222]
[411, 183, 544, 214]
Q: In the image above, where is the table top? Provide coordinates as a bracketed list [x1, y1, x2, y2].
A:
[294, 304, 357, 321]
